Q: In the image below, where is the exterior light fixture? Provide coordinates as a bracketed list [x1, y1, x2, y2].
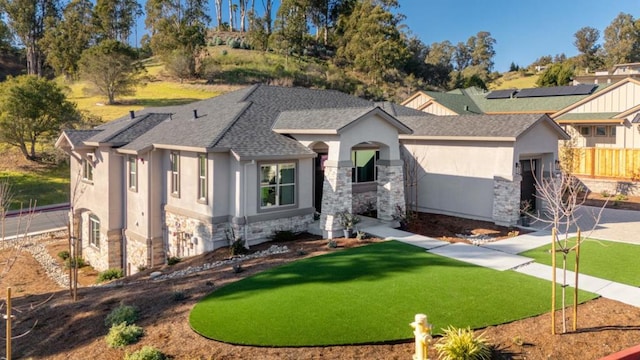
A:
[554, 159, 561, 171]
[515, 162, 521, 175]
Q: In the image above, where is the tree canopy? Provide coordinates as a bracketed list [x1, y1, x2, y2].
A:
[0, 75, 81, 160]
[78, 40, 146, 104]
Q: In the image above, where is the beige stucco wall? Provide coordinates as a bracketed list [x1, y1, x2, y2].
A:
[401, 140, 514, 221]
[515, 121, 560, 170]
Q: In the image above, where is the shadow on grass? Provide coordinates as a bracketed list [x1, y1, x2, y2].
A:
[208, 241, 472, 300]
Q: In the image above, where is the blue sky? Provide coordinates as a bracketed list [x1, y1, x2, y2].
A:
[398, 0, 639, 72]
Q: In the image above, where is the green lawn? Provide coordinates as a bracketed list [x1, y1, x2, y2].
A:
[189, 241, 596, 346]
[519, 238, 640, 287]
[0, 163, 70, 210]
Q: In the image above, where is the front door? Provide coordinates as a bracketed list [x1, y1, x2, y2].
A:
[520, 159, 538, 210]
[314, 153, 328, 213]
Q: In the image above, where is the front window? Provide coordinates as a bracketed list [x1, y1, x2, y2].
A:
[610, 126, 616, 136]
[579, 126, 591, 136]
[595, 126, 607, 137]
[260, 163, 296, 208]
[128, 156, 137, 191]
[170, 152, 180, 195]
[89, 214, 100, 248]
[82, 154, 94, 182]
[198, 154, 207, 201]
[352, 150, 379, 183]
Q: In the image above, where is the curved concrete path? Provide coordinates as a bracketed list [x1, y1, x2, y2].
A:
[360, 224, 640, 308]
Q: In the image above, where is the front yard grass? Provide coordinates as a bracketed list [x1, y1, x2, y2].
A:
[189, 241, 596, 346]
[519, 238, 640, 287]
[0, 163, 69, 210]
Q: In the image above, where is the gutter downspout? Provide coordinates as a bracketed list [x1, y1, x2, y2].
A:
[147, 151, 153, 267]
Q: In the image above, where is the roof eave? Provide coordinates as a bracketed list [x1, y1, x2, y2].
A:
[399, 135, 515, 142]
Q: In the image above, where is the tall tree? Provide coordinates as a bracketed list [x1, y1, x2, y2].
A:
[536, 62, 574, 87]
[603, 12, 640, 67]
[307, 0, 344, 45]
[0, 75, 81, 160]
[238, 0, 247, 32]
[453, 41, 471, 71]
[228, 0, 235, 31]
[93, 0, 142, 43]
[469, 31, 496, 75]
[40, 0, 94, 79]
[335, 0, 408, 83]
[573, 26, 601, 71]
[145, 0, 209, 76]
[271, 0, 308, 56]
[78, 40, 146, 104]
[262, 0, 273, 35]
[213, 0, 223, 29]
[1, 0, 60, 76]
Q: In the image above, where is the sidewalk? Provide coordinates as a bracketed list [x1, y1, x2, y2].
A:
[360, 225, 640, 308]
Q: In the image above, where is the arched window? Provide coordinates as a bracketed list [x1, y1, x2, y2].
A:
[89, 214, 100, 248]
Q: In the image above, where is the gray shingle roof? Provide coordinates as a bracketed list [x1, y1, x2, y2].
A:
[273, 107, 375, 131]
[62, 129, 103, 147]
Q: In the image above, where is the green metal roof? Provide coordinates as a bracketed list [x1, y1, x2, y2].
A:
[423, 91, 483, 114]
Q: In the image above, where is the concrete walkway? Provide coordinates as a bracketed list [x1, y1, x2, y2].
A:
[360, 224, 640, 308]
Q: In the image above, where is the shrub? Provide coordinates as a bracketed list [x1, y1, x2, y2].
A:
[97, 268, 124, 283]
[105, 322, 144, 348]
[614, 194, 628, 201]
[57, 250, 70, 261]
[65, 256, 86, 269]
[167, 256, 181, 265]
[271, 230, 295, 242]
[105, 304, 139, 327]
[601, 190, 611, 197]
[172, 289, 187, 301]
[125, 346, 166, 360]
[434, 326, 491, 360]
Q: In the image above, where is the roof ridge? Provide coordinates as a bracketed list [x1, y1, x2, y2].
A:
[207, 100, 253, 149]
[102, 113, 157, 143]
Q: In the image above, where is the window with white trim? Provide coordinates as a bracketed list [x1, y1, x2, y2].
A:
[89, 214, 100, 248]
[170, 152, 180, 195]
[82, 154, 94, 182]
[351, 150, 379, 183]
[128, 156, 137, 191]
[260, 163, 296, 208]
[198, 154, 207, 201]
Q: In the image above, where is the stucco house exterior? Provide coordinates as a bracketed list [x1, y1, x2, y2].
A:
[56, 85, 567, 273]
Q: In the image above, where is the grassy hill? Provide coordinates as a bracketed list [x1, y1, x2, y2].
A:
[489, 71, 539, 90]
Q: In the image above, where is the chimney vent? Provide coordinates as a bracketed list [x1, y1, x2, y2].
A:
[129, 110, 135, 119]
[193, 109, 198, 119]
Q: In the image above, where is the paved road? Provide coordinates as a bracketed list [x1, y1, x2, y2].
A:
[3, 208, 69, 239]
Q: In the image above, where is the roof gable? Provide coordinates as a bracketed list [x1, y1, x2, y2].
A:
[552, 77, 640, 118]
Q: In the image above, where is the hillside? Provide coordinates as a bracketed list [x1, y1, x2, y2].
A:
[489, 71, 539, 90]
[0, 51, 24, 80]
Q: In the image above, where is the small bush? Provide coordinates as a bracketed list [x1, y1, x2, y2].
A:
[229, 238, 247, 256]
[106, 322, 144, 348]
[614, 193, 628, 201]
[57, 250, 70, 261]
[601, 190, 611, 197]
[434, 326, 491, 360]
[98, 268, 124, 283]
[271, 230, 295, 242]
[167, 256, 181, 266]
[105, 304, 139, 327]
[172, 289, 187, 301]
[65, 256, 86, 269]
[125, 346, 166, 360]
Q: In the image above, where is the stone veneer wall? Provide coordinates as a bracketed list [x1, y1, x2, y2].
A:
[492, 176, 521, 226]
[377, 164, 405, 221]
[165, 211, 225, 258]
[242, 213, 314, 246]
[79, 212, 122, 272]
[165, 210, 313, 257]
[320, 165, 353, 234]
[352, 189, 377, 214]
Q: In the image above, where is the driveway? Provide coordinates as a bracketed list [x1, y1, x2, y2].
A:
[531, 205, 640, 244]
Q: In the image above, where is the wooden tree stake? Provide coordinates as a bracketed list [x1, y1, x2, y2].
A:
[551, 227, 556, 335]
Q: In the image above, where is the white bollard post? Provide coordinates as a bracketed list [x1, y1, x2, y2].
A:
[410, 313, 431, 360]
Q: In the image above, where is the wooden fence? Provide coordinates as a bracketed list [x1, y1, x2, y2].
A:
[568, 148, 640, 180]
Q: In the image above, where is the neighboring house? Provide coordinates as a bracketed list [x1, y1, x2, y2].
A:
[573, 62, 640, 85]
[56, 85, 567, 273]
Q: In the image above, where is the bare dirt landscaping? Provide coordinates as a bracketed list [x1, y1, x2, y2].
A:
[0, 209, 639, 359]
